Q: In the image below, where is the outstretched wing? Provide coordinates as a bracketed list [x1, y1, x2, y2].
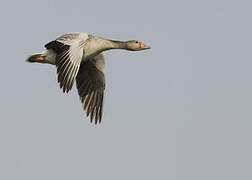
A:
[76, 54, 105, 124]
[45, 32, 89, 93]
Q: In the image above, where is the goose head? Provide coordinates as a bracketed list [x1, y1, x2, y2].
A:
[125, 40, 151, 51]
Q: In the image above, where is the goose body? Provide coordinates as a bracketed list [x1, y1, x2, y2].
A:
[27, 32, 151, 124]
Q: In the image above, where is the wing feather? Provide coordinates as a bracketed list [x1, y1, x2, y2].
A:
[45, 33, 89, 92]
[76, 54, 105, 123]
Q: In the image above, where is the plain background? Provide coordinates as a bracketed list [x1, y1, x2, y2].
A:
[0, 0, 252, 180]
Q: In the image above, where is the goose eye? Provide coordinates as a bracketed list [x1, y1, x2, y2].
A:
[135, 41, 139, 43]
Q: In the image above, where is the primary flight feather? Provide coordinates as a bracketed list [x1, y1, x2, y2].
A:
[27, 32, 151, 124]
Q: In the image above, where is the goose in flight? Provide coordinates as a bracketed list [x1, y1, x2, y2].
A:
[27, 32, 151, 124]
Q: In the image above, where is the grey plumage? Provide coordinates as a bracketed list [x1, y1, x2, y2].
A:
[27, 32, 151, 124]
[76, 54, 105, 123]
[45, 33, 89, 93]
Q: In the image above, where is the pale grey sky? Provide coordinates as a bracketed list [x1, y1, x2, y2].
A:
[0, 0, 252, 180]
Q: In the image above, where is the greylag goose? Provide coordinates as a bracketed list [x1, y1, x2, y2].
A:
[27, 32, 151, 124]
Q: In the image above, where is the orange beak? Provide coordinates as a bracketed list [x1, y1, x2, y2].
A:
[140, 43, 151, 49]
